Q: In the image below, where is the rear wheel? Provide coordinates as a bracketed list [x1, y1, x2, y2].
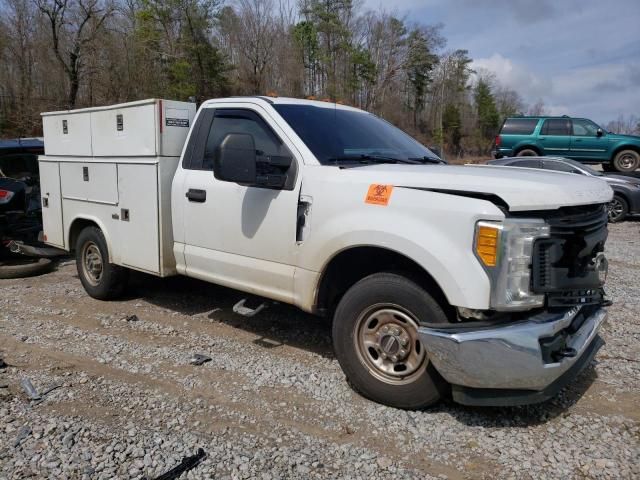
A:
[76, 226, 128, 300]
[332, 273, 449, 409]
[516, 148, 538, 157]
[607, 195, 628, 223]
[612, 150, 640, 172]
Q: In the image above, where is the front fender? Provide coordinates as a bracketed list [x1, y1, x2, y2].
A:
[297, 186, 506, 310]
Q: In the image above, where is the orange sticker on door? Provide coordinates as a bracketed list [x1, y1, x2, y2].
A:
[365, 184, 393, 206]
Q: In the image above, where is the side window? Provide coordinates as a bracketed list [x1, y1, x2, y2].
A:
[508, 159, 541, 168]
[543, 160, 576, 173]
[202, 110, 290, 171]
[500, 118, 539, 135]
[182, 108, 215, 170]
[540, 119, 571, 136]
[572, 119, 599, 136]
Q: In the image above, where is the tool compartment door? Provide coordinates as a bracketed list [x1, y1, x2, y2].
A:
[117, 163, 160, 274]
[39, 160, 64, 248]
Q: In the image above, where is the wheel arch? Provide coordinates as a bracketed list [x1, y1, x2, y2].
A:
[514, 144, 541, 155]
[67, 216, 114, 262]
[611, 144, 640, 160]
[314, 245, 454, 320]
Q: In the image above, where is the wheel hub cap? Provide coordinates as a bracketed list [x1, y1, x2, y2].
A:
[82, 242, 103, 286]
[355, 307, 428, 384]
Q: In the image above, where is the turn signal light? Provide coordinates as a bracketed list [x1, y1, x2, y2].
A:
[476, 225, 500, 267]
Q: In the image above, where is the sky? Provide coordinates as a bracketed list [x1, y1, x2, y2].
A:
[363, 0, 640, 124]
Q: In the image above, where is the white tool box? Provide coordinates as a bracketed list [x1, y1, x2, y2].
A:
[39, 99, 197, 276]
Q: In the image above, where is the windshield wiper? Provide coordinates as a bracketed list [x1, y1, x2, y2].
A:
[327, 154, 421, 165]
[408, 156, 446, 164]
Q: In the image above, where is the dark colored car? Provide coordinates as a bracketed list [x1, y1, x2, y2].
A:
[487, 156, 640, 222]
[493, 116, 640, 173]
[0, 139, 44, 258]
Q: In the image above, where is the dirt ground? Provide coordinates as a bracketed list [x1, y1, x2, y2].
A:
[1, 221, 639, 479]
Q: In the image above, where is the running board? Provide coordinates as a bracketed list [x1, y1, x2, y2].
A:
[233, 299, 267, 317]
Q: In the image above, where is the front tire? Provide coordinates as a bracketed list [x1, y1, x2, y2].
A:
[607, 195, 628, 223]
[75, 226, 128, 300]
[612, 150, 640, 172]
[332, 273, 449, 409]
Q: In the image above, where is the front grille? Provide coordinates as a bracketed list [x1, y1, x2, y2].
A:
[546, 288, 604, 308]
[530, 204, 608, 307]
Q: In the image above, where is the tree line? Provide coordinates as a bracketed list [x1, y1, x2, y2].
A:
[1, 0, 637, 158]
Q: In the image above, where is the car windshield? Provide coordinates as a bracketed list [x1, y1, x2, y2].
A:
[560, 158, 603, 176]
[273, 104, 441, 165]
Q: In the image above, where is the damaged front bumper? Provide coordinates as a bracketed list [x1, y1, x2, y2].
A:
[419, 306, 607, 406]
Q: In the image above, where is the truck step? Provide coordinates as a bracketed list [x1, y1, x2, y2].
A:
[233, 299, 267, 317]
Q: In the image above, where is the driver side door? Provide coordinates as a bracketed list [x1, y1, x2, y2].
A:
[570, 119, 609, 160]
[180, 105, 302, 303]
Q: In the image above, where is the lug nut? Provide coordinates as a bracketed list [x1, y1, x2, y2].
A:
[399, 349, 406, 357]
[382, 326, 389, 333]
[391, 355, 398, 362]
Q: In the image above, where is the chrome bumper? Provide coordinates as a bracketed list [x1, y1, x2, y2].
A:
[419, 306, 606, 391]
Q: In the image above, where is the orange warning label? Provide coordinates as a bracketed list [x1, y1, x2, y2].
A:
[365, 184, 393, 206]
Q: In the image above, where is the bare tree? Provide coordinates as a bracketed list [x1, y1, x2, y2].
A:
[35, 0, 114, 108]
[527, 98, 547, 116]
[235, 0, 278, 94]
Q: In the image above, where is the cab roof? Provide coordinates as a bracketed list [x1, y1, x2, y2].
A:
[203, 96, 364, 113]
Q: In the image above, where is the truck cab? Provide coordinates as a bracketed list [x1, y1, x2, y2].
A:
[40, 97, 613, 409]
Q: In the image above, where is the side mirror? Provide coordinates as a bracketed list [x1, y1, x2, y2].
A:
[596, 128, 604, 137]
[214, 133, 257, 184]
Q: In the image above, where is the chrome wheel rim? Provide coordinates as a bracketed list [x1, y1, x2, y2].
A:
[607, 199, 624, 221]
[81, 241, 103, 286]
[354, 305, 427, 385]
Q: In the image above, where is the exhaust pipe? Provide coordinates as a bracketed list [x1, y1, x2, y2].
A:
[7, 241, 66, 258]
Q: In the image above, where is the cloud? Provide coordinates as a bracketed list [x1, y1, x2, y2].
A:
[472, 54, 551, 99]
[457, 0, 559, 24]
[471, 54, 640, 121]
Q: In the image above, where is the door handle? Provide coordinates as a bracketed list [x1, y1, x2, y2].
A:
[186, 189, 206, 203]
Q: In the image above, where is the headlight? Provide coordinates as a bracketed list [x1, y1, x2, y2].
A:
[474, 218, 550, 311]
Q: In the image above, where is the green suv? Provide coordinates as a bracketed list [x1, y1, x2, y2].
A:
[494, 116, 640, 172]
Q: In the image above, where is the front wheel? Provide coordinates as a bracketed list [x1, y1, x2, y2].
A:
[332, 273, 449, 409]
[76, 226, 128, 300]
[612, 150, 640, 172]
[607, 195, 628, 223]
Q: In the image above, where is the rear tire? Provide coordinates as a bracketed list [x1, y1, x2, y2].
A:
[75, 226, 128, 300]
[332, 272, 449, 409]
[612, 150, 640, 173]
[516, 148, 538, 157]
[607, 195, 628, 223]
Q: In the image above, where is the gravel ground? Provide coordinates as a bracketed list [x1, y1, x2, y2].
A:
[1, 221, 639, 479]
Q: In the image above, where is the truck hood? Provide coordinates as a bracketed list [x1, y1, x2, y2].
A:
[341, 164, 613, 211]
[606, 133, 640, 142]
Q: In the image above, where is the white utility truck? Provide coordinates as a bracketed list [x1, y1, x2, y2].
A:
[40, 97, 612, 408]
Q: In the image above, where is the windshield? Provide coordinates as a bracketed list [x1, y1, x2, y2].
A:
[273, 104, 441, 165]
[562, 158, 603, 176]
